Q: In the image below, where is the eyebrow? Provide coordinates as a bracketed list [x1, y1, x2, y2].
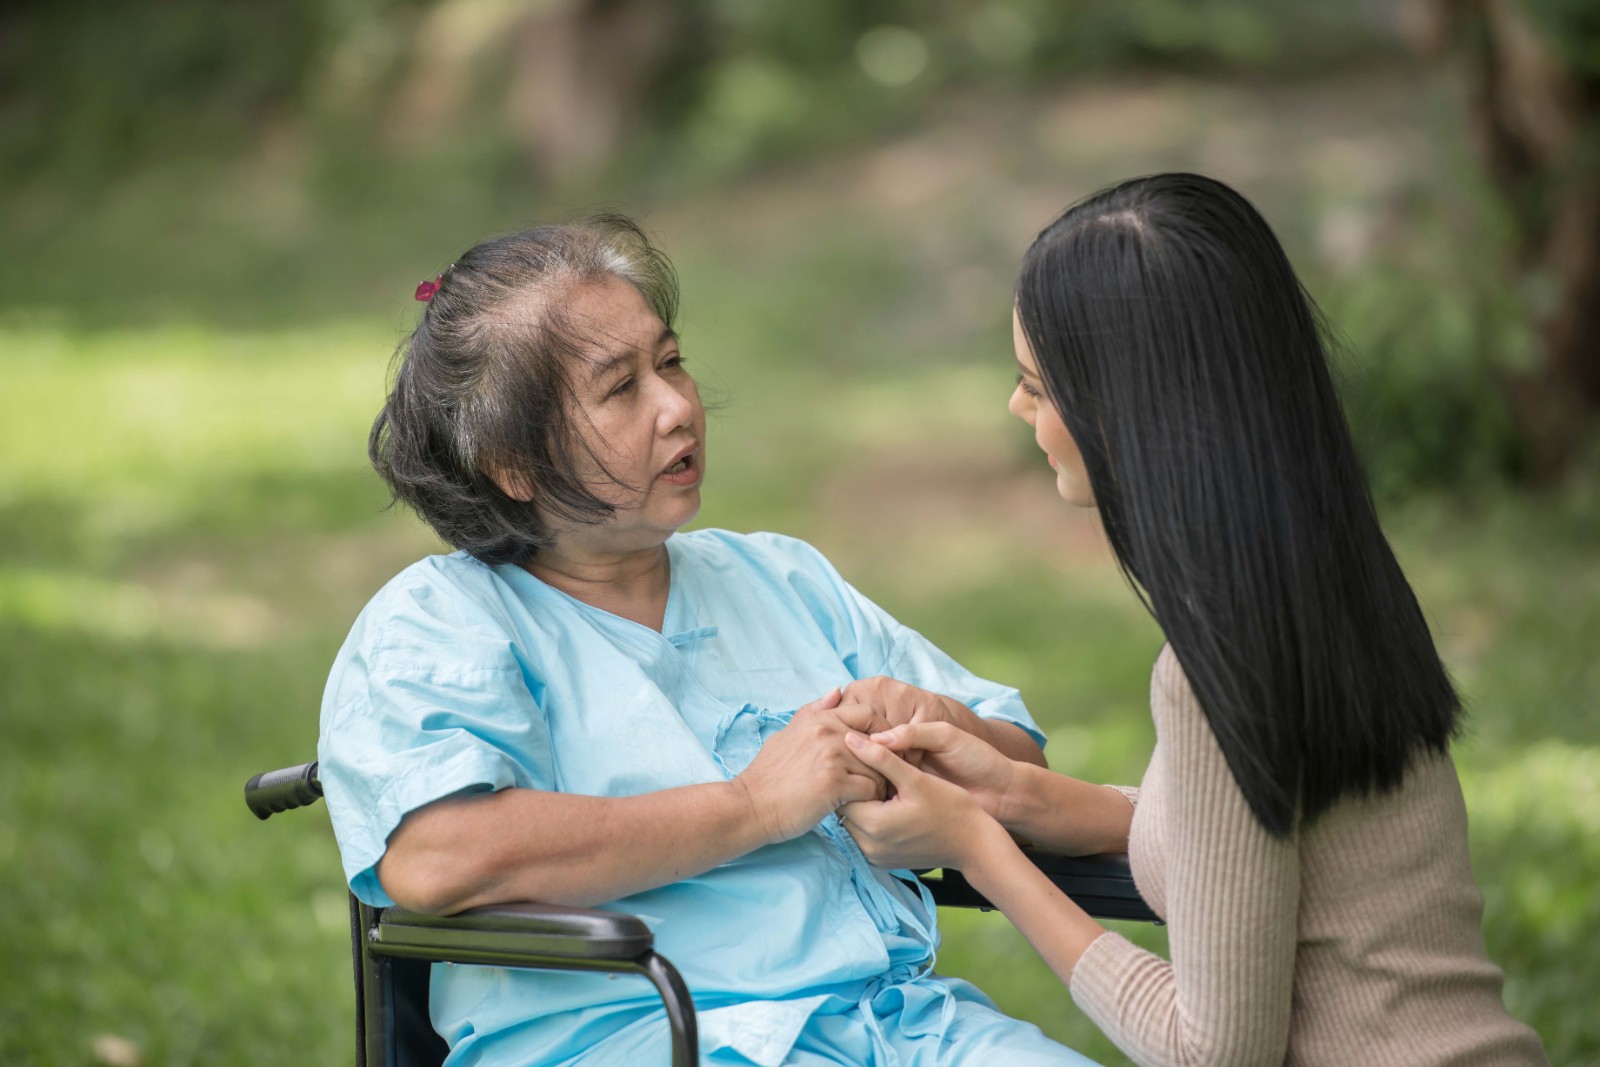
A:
[1015, 360, 1040, 379]
[585, 327, 679, 383]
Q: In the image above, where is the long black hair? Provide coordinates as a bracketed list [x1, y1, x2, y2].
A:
[1017, 173, 1460, 838]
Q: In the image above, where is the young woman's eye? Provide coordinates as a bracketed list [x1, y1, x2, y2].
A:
[1016, 374, 1042, 399]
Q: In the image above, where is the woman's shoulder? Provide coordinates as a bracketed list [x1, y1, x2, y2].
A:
[344, 551, 516, 657]
[1149, 643, 1188, 703]
[322, 553, 528, 727]
[364, 550, 500, 612]
[1148, 643, 1210, 739]
[674, 528, 834, 574]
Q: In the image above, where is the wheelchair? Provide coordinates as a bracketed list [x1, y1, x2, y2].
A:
[247, 761, 1158, 1067]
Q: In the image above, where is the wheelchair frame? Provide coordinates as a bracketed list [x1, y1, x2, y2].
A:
[247, 761, 1157, 1067]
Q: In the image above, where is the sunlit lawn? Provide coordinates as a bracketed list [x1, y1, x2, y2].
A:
[3, 290, 1595, 1065]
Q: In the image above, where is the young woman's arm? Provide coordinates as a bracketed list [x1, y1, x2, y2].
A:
[990, 759, 1133, 853]
[866, 720, 1132, 854]
[1066, 656, 1300, 1065]
[844, 656, 1301, 1065]
[838, 734, 1108, 980]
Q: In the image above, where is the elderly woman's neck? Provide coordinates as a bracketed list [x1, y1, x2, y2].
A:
[522, 542, 673, 631]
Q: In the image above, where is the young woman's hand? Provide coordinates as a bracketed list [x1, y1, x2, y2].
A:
[869, 720, 1020, 823]
[837, 732, 1009, 872]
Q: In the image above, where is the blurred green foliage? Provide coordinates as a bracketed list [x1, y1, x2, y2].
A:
[0, 0, 1398, 190]
[1321, 208, 1534, 499]
[2, 1, 1556, 499]
[658, 0, 1396, 178]
[1525, 0, 1600, 76]
[0, 1, 326, 184]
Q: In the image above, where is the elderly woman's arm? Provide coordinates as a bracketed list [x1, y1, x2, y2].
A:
[377, 694, 882, 914]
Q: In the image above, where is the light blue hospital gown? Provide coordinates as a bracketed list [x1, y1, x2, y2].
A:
[319, 529, 1098, 1067]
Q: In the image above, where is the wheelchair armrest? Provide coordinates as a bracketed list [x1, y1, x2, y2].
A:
[921, 850, 1160, 924]
[368, 901, 699, 1066]
[371, 901, 656, 968]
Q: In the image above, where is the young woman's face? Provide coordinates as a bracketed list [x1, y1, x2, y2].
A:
[1008, 306, 1094, 508]
[550, 274, 706, 552]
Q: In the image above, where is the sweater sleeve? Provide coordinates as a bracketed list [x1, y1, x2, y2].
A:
[1107, 785, 1140, 809]
[1069, 648, 1300, 1067]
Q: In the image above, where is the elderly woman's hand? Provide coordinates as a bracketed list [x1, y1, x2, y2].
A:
[837, 733, 1010, 872]
[841, 677, 1048, 771]
[841, 676, 999, 772]
[734, 690, 890, 844]
[842, 676, 981, 735]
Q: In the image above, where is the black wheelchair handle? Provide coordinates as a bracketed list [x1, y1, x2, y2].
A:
[245, 761, 323, 820]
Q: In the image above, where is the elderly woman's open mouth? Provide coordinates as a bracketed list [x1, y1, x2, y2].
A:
[658, 444, 700, 486]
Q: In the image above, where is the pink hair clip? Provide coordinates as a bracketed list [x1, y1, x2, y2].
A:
[414, 273, 443, 302]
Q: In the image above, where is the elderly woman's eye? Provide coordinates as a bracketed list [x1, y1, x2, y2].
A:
[608, 377, 636, 399]
[662, 354, 686, 370]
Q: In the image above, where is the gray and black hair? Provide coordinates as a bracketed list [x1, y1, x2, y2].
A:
[369, 214, 680, 565]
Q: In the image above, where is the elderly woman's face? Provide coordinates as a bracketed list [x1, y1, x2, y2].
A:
[558, 274, 706, 550]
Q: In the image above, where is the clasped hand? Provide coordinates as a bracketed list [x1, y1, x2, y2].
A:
[734, 688, 892, 843]
[838, 676, 984, 767]
[837, 720, 1019, 872]
[734, 679, 1020, 868]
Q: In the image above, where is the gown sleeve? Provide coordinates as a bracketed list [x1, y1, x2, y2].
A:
[1068, 648, 1298, 1066]
[317, 561, 555, 907]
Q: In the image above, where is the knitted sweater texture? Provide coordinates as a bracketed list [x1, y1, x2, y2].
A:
[1068, 646, 1548, 1067]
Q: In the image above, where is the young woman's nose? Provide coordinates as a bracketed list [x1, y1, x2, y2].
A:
[1007, 383, 1032, 424]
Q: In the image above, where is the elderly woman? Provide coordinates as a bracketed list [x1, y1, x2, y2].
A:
[317, 216, 1097, 1067]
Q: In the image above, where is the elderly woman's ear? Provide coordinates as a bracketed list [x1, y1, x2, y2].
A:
[491, 468, 537, 503]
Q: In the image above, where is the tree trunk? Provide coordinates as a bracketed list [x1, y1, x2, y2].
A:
[1434, 0, 1600, 478]
[504, 0, 686, 183]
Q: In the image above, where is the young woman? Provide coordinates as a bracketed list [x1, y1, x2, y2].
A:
[837, 173, 1549, 1066]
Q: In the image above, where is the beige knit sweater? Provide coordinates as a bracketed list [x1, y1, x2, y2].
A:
[1069, 646, 1548, 1066]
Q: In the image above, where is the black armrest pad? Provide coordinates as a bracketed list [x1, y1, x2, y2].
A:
[923, 850, 1160, 924]
[373, 902, 655, 966]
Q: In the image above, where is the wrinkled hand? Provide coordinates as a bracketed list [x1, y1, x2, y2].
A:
[869, 720, 1018, 823]
[841, 677, 985, 770]
[842, 676, 982, 733]
[837, 732, 1005, 871]
[735, 689, 889, 844]
[812, 690, 894, 739]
